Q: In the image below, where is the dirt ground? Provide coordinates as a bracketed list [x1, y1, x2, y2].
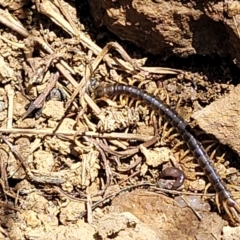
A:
[1, 0, 240, 239]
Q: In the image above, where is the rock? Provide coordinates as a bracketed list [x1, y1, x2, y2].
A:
[87, 0, 240, 66]
[111, 189, 224, 239]
[192, 84, 240, 156]
[222, 225, 240, 240]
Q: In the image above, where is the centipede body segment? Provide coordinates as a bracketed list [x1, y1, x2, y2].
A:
[93, 83, 240, 222]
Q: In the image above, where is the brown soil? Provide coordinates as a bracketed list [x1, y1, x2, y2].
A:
[0, 0, 240, 239]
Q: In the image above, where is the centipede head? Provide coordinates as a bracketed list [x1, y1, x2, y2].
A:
[86, 78, 97, 93]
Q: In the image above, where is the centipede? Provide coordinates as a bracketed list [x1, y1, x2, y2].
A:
[92, 82, 240, 222]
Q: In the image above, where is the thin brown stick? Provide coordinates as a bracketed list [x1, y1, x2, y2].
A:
[20, 72, 59, 120]
[1, 134, 65, 185]
[83, 136, 112, 189]
[0, 9, 28, 37]
[6, 87, 14, 129]
[0, 128, 153, 141]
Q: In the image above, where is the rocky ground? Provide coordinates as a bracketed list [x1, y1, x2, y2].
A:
[0, 0, 240, 239]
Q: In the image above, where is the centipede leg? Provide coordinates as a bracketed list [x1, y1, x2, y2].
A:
[215, 194, 221, 214]
[223, 199, 240, 223]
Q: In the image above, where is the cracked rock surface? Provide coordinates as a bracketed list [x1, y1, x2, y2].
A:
[88, 0, 240, 66]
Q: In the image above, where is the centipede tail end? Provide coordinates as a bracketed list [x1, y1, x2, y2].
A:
[223, 198, 240, 223]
